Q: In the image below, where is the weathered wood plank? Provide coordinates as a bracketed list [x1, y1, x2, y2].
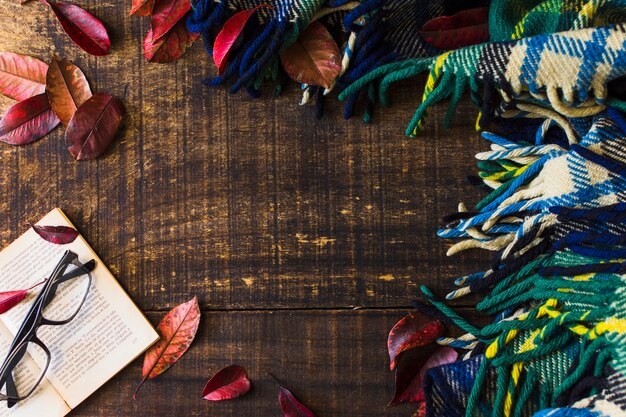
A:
[0, 1, 489, 312]
[72, 309, 484, 417]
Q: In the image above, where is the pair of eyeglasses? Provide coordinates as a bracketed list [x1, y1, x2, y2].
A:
[0, 250, 95, 407]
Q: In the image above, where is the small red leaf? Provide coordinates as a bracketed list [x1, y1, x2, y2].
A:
[134, 296, 200, 399]
[65, 93, 125, 160]
[0, 52, 48, 101]
[0, 93, 60, 145]
[150, 0, 191, 42]
[130, 0, 155, 16]
[0, 290, 29, 314]
[44, 0, 111, 56]
[31, 224, 79, 244]
[213, 5, 270, 75]
[143, 18, 199, 63]
[418, 7, 489, 50]
[202, 365, 251, 401]
[46, 56, 92, 127]
[279, 21, 341, 89]
[388, 313, 444, 371]
[278, 384, 316, 417]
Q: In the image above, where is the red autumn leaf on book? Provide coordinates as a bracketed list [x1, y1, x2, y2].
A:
[0, 279, 46, 314]
[0, 52, 48, 101]
[134, 296, 200, 399]
[388, 313, 444, 370]
[270, 376, 316, 417]
[143, 18, 199, 63]
[43, 0, 111, 56]
[150, 0, 191, 42]
[279, 21, 341, 89]
[130, 0, 155, 16]
[202, 365, 251, 401]
[46, 56, 92, 127]
[31, 224, 79, 244]
[391, 346, 458, 405]
[418, 7, 489, 50]
[65, 93, 125, 160]
[213, 5, 271, 75]
[0, 93, 60, 145]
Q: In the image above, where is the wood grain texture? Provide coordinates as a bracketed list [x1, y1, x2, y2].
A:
[0, 1, 493, 415]
[0, 0, 489, 311]
[72, 309, 484, 417]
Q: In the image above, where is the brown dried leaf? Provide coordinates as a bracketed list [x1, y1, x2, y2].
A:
[46, 56, 92, 127]
[279, 21, 341, 89]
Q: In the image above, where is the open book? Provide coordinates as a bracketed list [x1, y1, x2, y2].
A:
[0, 208, 159, 416]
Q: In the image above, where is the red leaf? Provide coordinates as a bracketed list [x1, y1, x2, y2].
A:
[134, 296, 200, 399]
[202, 365, 251, 401]
[0, 279, 46, 314]
[150, 0, 191, 42]
[0, 52, 48, 101]
[388, 313, 444, 371]
[65, 93, 125, 160]
[46, 56, 92, 127]
[393, 347, 458, 405]
[0, 93, 60, 145]
[130, 0, 155, 16]
[143, 18, 199, 63]
[44, 0, 111, 56]
[419, 7, 489, 50]
[213, 5, 270, 75]
[389, 345, 435, 406]
[0, 290, 29, 314]
[279, 21, 341, 89]
[31, 224, 79, 244]
[277, 384, 316, 417]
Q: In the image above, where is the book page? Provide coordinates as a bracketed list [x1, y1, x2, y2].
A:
[0, 208, 159, 409]
[0, 320, 69, 417]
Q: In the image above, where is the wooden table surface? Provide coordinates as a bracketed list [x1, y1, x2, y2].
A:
[0, 1, 490, 416]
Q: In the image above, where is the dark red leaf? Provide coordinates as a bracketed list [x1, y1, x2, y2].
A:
[31, 224, 79, 244]
[279, 21, 341, 89]
[143, 17, 199, 63]
[393, 347, 459, 404]
[389, 346, 435, 406]
[202, 365, 251, 401]
[213, 5, 270, 75]
[134, 297, 200, 399]
[0, 93, 60, 145]
[278, 384, 316, 417]
[0, 290, 29, 314]
[0, 52, 48, 101]
[388, 313, 444, 370]
[150, 0, 191, 42]
[65, 93, 125, 160]
[130, 0, 155, 16]
[44, 0, 111, 56]
[419, 7, 489, 50]
[46, 56, 92, 127]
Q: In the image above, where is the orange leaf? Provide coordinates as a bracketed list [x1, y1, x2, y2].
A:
[143, 18, 199, 63]
[279, 21, 341, 89]
[45, 56, 92, 127]
[134, 296, 200, 399]
[0, 52, 48, 101]
[130, 0, 155, 16]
